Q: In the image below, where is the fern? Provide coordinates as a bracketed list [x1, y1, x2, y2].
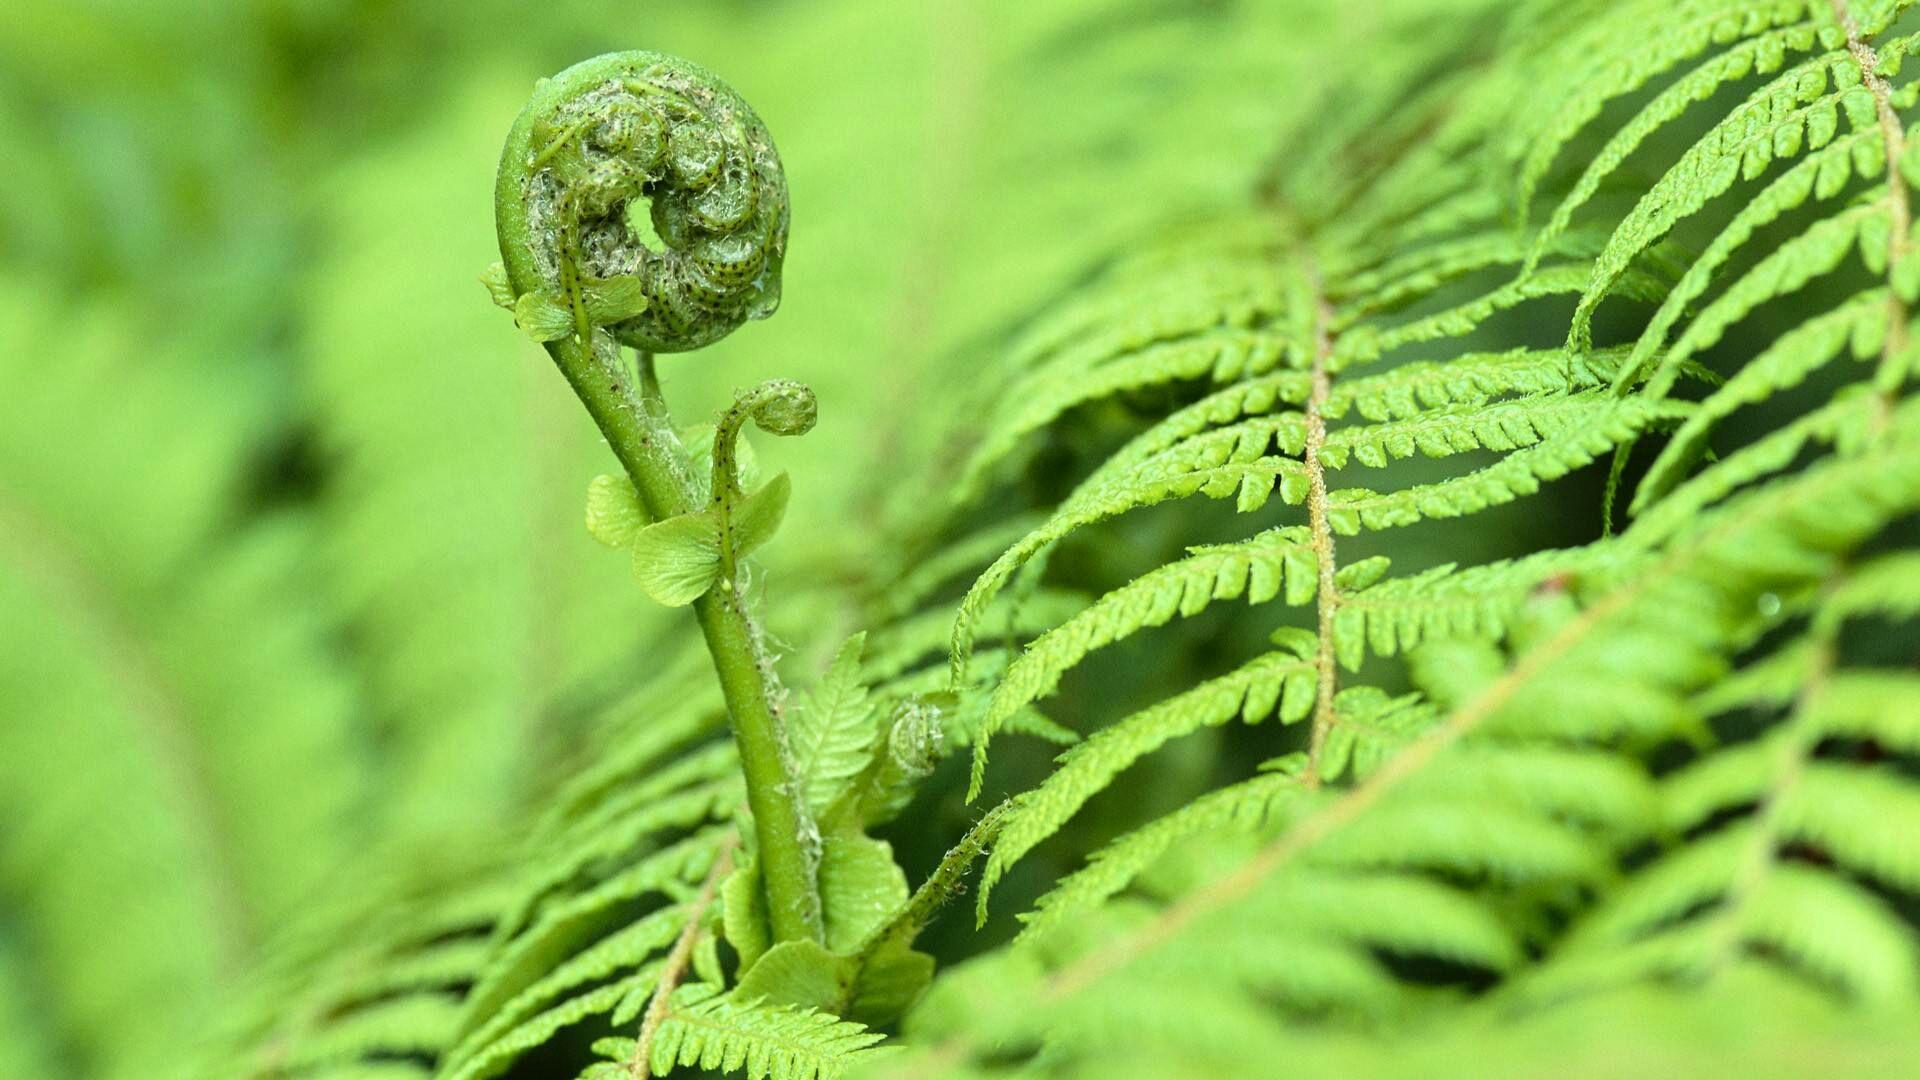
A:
[582, 987, 884, 1080]
[12, 2, 1920, 1078]
[895, 402, 1920, 1074]
[896, 0, 1920, 1072]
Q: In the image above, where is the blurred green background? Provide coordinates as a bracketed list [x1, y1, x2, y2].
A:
[0, 1, 1359, 1073]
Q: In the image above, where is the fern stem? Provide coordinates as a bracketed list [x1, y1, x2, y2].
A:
[1298, 256, 1343, 786]
[540, 337, 821, 945]
[495, 53, 820, 946]
[1831, 0, 1914, 421]
[856, 802, 1008, 964]
[629, 835, 737, 1079]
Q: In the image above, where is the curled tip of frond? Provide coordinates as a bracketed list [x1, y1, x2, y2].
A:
[494, 50, 790, 354]
[744, 379, 818, 437]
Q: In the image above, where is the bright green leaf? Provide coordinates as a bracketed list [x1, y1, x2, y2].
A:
[582, 274, 650, 323]
[731, 471, 791, 561]
[584, 473, 648, 549]
[630, 510, 722, 606]
[513, 290, 575, 342]
[480, 261, 515, 309]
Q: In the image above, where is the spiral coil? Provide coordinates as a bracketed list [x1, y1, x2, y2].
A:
[497, 51, 788, 353]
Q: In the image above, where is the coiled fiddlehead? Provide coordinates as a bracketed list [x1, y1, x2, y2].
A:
[492, 53, 822, 947]
[495, 50, 788, 353]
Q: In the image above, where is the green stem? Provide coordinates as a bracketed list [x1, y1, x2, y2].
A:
[636, 350, 665, 413]
[495, 50, 814, 945]
[855, 802, 1009, 966]
[709, 380, 813, 585]
[712, 400, 749, 585]
[551, 333, 821, 944]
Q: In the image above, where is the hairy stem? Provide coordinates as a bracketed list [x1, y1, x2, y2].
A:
[1297, 255, 1343, 786]
[496, 51, 817, 946]
[553, 334, 820, 943]
[857, 802, 1010, 966]
[1831, 0, 1913, 422]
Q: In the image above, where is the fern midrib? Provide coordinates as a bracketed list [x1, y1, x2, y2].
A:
[1831, 0, 1915, 425]
[1297, 253, 1343, 787]
[628, 833, 737, 1079]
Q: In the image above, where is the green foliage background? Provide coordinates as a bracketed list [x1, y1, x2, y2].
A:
[7, 1, 1920, 1077]
[0, 2, 1332, 1072]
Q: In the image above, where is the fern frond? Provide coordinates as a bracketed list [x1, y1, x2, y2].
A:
[976, 528, 1318, 750]
[441, 972, 656, 1080]
[1639, 288, 1887, 504]
[1332, 228, 1604, 318]
[1329, 346, 1632, 421]
[987, 257, 1288, 391]
[1333, 547, 1610, 669]
[1336, 260, 1675, 366]
[1313, 688, 1441, 784]
[1015, 771, 1309, 942]
[903, 389, 1920, 1074]
[458, 821, 734, 1038]
[1524, 9, 1831, 253]
[442, 909, 681, 1072]
[1630, 390, 1880, 543]
[953, 392, 1678, 687]
[1623, 110, 1904, 392]
[981, 645, 1319, 909]
[1510, 416, 1920, 1010]
[1319, 391, 1643, 470]
[948, 427, 1310, 683]
[1570, 26, 1920, 345]
[790, 634, 881, 817]
[496, 774, 739, 945]
[1324, 398, 1689, 535]
[954, 329, 1293, 503]
[587, 985, 885, 1080]
[1639, 203, 1893, 395]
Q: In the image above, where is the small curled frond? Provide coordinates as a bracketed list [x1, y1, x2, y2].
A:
[494, 51, 789, 353]
[734, 378, 820, 439]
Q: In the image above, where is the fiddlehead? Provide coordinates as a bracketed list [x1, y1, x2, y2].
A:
[712, 380, 817, 584]
[492, 53, 821, 947]
[495, 50, 788, 353]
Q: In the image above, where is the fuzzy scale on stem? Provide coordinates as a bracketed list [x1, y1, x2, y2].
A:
[494, 51, 819, 944]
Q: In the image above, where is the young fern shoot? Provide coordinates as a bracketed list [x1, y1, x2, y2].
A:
[487, 51, 821, 945]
